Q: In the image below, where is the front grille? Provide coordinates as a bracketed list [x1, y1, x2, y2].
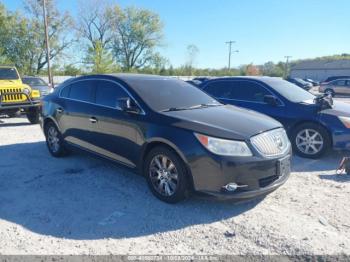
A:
[251, 128, 290, 157]
[0, 88, 26, 103]
[259, 175, 279, 188]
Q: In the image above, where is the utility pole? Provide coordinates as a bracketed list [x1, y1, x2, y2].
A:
[42, 0, 54, 89]
[284, 56, 292, 79]
[225, 41, 238, 70]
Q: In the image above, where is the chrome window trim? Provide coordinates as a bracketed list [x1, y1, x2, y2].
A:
[202, 79, 285, 106]
[59, 78, 146, 115]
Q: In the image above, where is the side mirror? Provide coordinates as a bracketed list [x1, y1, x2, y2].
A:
[264, 95, 279, 106]
[117, 97, 140, 113]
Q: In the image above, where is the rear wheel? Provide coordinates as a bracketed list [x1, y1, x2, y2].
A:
[44, 121, 69, 157]
[26, 108, 40, 124]
[144, 146, 189, 203]
[291, 123, 331, 159]
[325, 89, 335, 97]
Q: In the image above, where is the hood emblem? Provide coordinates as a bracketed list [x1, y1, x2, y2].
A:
[273, 135, 284, 150]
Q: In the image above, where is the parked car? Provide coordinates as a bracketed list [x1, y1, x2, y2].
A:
[286, 77, 313, 90]
[0, 66, 41, 123]
[319, 79, 350, 96]
[22, 76, 51, 97]
[200, 76, 350, 158]
[303, 78, 319, 86]
[41, 74, 291, 203]
[323, 76, 350, 83]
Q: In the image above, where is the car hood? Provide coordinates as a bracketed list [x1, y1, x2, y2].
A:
[0, 80, 26, 88]
[321, 101, 350, 117]
[163, 105, 282, 140]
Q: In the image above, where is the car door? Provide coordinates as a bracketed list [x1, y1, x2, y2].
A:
[88, 79, 142, 168]
[333, 80, 347, 94]
[57, 80, 98, 150]
[345, 80, 350, 95]
[203, 80, 287, 125]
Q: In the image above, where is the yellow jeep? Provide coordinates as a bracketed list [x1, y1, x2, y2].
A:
[0, 66, 41, 124]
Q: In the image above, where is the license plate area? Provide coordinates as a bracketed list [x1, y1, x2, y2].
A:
[277, 156, 290, 177]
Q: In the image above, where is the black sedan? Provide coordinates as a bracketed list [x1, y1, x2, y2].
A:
[41, 74, 291, 203]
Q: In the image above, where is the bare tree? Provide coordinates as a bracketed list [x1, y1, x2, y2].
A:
[76, 0, 112, 50]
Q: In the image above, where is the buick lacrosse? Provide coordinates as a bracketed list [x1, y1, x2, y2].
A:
[41, 74, 291, 203]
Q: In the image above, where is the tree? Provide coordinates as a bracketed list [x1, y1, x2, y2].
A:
[184, 44, 199, 75]
[245, 64, 261, 76]
[22, 0, 74, 74]
[110, 6, 163, 70]
[76, 0, 112, 50]
[84, 40, 116, 73]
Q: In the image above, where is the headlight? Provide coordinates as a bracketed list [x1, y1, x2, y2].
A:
[339, 116, 350, 128]
[23, 88, 31, 95]
[195, 133, 252, 156]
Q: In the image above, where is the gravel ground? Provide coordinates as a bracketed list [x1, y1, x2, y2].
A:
[0, 116, 349, 256]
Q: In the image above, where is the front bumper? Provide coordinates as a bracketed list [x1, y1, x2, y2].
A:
[0, 91, 41, 111]
[189, 152, 291, 200]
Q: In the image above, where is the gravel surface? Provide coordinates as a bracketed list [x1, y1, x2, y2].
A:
[0, 116, 349, 256]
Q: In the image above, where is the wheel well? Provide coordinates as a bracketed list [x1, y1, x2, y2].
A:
[289, 120, 333, 146]
[141, 141, 195, 190]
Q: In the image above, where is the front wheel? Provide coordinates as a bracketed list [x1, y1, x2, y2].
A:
[325, 89, 335, 97]
[26, 108, 40, 124]
[144, 146, 189, 203]
[44, 121, 69, 157]
[291, 123, 331, 159]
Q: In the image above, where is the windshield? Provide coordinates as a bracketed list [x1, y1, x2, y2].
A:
[22, 77, 47, 86]
[125, 78, 220, 112]
[263, 78, 315, 102]
[0, 68, 19, 80]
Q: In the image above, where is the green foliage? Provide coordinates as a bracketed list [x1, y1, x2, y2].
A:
[84, 40, 117, 74]
[110, 6, 163, 70]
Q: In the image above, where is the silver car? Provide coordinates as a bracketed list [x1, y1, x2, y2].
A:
[22, 76, 51, 97]
[319, 79, 350, 96]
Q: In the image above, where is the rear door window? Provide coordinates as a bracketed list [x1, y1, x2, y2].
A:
[204, 80, 270, 102]
[67, 80, 95, 103]
[95, 80, 129, 108]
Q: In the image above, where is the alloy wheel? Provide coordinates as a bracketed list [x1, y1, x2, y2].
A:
[47, 126, 60, 153]
[149, 154, 178, 196]
[295, 128, 324, 155]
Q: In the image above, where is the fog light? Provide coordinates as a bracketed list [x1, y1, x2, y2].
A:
[223, 183, 248, 192]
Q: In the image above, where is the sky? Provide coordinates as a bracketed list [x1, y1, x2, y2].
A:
[2, 0, 350, 68]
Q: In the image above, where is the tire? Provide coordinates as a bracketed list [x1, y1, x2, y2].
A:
[325, 89, 335, 97]
[291, 123, 331, 159]
[144, 146, 189, 203]
[26, 108, 40, 124]
[44, 121, 69, 157]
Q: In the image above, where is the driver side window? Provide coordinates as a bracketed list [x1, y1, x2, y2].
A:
[95, 80, 129, 109]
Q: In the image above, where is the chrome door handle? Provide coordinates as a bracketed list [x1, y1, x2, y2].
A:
[89, 117, 97, 123]
[56, 108, 63, 113]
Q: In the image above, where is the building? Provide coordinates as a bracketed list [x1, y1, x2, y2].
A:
[290, 59, 350, 82]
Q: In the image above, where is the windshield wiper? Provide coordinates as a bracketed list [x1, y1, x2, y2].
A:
[161, 103, 222, 112]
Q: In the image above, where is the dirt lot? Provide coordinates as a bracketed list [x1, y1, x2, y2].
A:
[0, 116, 349, 256]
